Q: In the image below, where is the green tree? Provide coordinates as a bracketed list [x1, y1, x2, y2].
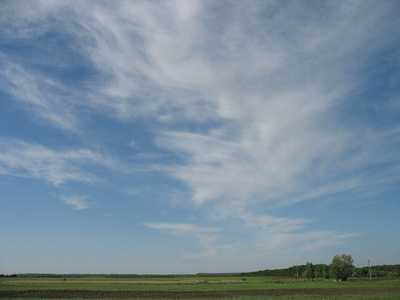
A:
[330, 254, 354, 281]
[305, 262, 315, 280]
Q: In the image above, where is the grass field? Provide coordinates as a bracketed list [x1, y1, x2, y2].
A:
[1, 276, 400, 299]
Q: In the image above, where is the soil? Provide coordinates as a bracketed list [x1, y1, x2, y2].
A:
[1, 287, 400, 298]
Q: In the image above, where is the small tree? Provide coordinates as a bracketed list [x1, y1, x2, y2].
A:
[330, 254, 354, 281]
[305, 262, 315, 280]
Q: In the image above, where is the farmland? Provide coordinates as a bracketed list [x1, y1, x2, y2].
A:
[1, 276, 400, 299]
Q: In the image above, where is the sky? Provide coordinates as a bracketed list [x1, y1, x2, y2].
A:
[0, 0, 399, 275]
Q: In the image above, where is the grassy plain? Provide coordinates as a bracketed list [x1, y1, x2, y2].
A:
[1, 276, 400, 299]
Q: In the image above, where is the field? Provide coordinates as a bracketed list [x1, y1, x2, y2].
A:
[1, 276, 400, 299]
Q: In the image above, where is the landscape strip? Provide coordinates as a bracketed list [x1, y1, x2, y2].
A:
[1, 287, 400, 298]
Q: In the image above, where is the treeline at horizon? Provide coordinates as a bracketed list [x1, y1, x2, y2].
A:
[1, 264, 399, 279]
[240, 264, 400, 279]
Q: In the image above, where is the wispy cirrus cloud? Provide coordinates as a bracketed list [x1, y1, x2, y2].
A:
[213, 203, 363, 254]
[0, 54, 82, 132]
[59, 195, 90, 210]
[24, 1, 399, 240]
[0, 139, 121, 186]
[36, 0, 398, 211]
[1, 0, 399, 264]
[144, 217, 361, 261]
[246, 214, 363, 252]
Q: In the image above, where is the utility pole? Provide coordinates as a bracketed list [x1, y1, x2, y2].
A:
[368, 260, 372, 281]
[296, 266, 299, 282]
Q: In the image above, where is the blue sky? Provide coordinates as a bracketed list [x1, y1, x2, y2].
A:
[1, 0, 399, 274]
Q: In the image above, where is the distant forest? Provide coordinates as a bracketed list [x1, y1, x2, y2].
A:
[1, 264, 399, 279]
[240, 264, 400, 279]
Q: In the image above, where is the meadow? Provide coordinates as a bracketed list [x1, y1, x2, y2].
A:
[1, 276, 400, 299]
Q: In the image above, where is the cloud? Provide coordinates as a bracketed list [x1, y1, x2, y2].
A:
[2, 0, 399, 260]
[1, 1, 214, 126]
[3, 0, 399, 124]
[253, 225, 363, 252]
[211, 204, 362, 253]
[144, 216, 361, 261]
[0, 139, 122, 186]
[0, 55, 80, 132]
[59, 195, 90, 210]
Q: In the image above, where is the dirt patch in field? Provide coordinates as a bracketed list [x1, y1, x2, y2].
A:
[1, 288, 400, 298]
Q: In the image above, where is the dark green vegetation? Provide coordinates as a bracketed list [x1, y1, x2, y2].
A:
[1, 277, 400, 299]
[2, 263, 399, 280]
[241, 263, 400, 279]
[2, 255, 399, 299]
[329, 254, 354, 281]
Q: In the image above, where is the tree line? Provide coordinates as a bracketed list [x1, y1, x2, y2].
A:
[240, 255, 400, 280]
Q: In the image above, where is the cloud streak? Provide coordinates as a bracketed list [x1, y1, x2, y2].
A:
[59, 195, 90, 210]
[0, 139, 121, 186]
[0, 56, 79, 132]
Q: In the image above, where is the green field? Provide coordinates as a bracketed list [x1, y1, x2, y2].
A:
[1, 276, 400, 299]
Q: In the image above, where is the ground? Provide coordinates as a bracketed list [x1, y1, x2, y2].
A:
[2, 287, 400, 298]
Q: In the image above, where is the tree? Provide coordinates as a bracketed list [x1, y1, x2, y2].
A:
[330, 254, 354, 281]
[305, 262, 315, 280]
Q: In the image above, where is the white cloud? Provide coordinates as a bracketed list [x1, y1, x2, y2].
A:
[3, 0, 398, 126]
[209, 203, 362, 253]
[253, 227, 363, 252]
[2, 0, 399, 262]
[0, 139, 122, 186]
[0, 55, 80, 132]
[59, 195, 90, 210]
[144, 216, 361, 262]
